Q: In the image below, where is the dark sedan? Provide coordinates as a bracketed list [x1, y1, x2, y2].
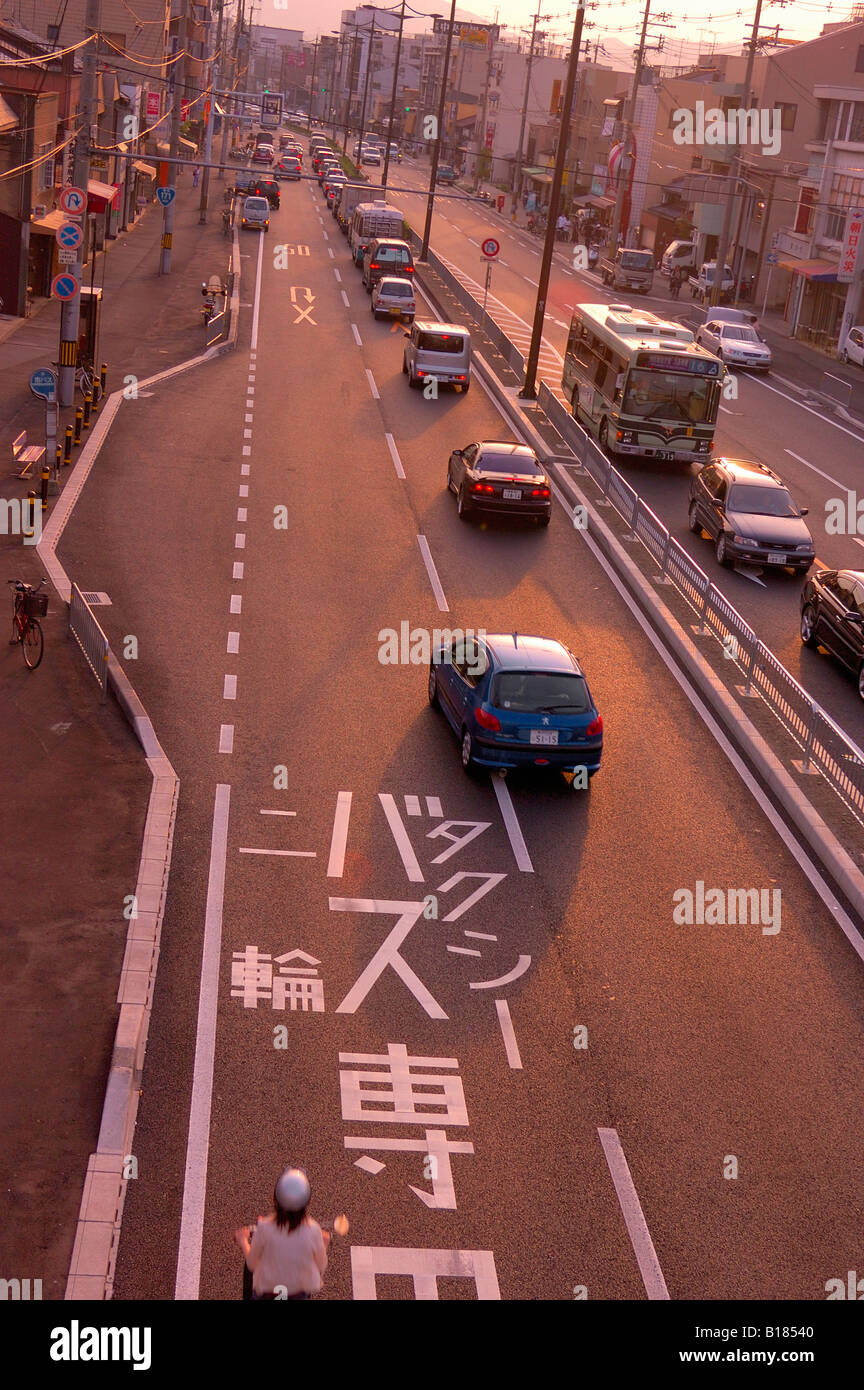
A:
[800, 568, 864, 702]
[446, 442, 551, 525]
[688, 457, 813, 572]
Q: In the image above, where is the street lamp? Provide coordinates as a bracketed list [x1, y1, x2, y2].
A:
[356, 6, 378, 165]
[382, 0, 408, 192]
[420, 0, 457, 261]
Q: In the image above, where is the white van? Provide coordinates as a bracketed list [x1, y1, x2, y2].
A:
[661, 239, 697, 277]
[403, 321, 471, 392]
[349, 202, 404, 254]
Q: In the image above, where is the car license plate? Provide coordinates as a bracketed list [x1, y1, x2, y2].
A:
[766, 553, 787, 565]
[503, 489, 522, 500]
[530, 730, 559, 745]
[654, 451, 674, 460]
[389, 307, 402, 316]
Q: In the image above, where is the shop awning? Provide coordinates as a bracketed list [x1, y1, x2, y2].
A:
[0, 94, 19, 134]
[215, 100, 227, 116]
[87, 178, 120, 211]
[133, 160, 157, 179]
[776, 255, 838, 282]
[586, 194, 615, 210]
[30, 209, 67, 234]
[521, 166, 545, 177]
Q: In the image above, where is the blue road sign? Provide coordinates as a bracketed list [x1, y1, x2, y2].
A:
[57, 221, 83, 250]
[156, 186, 176, 207]
[766, 252, 778, 265]
[30, 368, 57, 401]
[51, 272, 79, 301]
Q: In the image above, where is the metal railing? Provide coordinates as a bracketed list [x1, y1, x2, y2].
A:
[536, 379, 864, 827]
[408, 227, 525, 376]
[69, 582, 109, 701]
[206, 309, 226, 349]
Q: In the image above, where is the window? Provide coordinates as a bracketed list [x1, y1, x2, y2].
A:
[848, 102, 864, 143]
[37, 142, 53, 191]
[777, 103, 796, 132]
[794, 186, 816, 236]
[856, 44, 864, 73]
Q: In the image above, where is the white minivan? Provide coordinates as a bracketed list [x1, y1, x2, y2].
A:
[403, 320, 471, 392]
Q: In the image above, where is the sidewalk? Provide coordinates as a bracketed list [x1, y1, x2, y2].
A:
[0, 174, 235, 1298]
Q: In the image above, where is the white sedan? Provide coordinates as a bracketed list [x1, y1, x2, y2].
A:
[695, 320, 773, 372]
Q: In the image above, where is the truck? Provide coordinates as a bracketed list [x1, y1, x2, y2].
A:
[689, 261, 735, 303]
[660, 238, 697, 277]
[335, 183, 369, 233]
[598, 247, 655, 294]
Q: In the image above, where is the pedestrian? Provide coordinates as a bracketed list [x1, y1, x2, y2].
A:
[234, 1167, 334, 1301]
[669, 265, 682, 300]
[192, 165, 200, 188]
[557, 211, 570, 242]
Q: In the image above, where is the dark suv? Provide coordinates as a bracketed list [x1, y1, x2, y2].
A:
[800, 569, 864, 702]
[249, 178, 280, 210]
[362, 238, 414, 291]
[687, 457, 814, 572]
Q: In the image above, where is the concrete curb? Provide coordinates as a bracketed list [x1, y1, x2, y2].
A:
[466, 342, 864, 934]
[34, 236, 242, 1301]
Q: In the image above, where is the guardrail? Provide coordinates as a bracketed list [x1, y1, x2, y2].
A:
[536, 379, 864, 827]
[69, 582, 109, 701]
[408, 227, 525, 377]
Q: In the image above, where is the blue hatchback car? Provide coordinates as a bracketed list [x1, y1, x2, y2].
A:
[428, 632, 603, 780]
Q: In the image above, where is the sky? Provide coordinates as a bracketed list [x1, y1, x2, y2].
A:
[254, 0, 836, 68]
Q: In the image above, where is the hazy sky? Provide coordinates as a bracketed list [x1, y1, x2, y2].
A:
[257, 0, 833, 65]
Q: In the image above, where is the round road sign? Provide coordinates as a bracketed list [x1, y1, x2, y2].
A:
[51, 272, 80, 301]
[481, 236, 500, 259]
[59, 185, 86, 216]
[56, 221, 83, 250]
[30, 368, 58, 401]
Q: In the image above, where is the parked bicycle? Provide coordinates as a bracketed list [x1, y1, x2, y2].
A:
[8, 577, 47, 670]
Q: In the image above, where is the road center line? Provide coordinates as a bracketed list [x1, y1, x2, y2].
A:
[341, 290, 350, 308]
[249, 227, 265, 352]
[416, 534, 449, 612]
[351, 323, 362, 346]
[175, 783, 231, 1299]
[784, 448, 850, 492]
[752, 374, 864, 445]
[598, 1128, 669, 1300]
[384, 432, 406, 479]
[491, 776, 534, 872]
[366, 368, 380, 400]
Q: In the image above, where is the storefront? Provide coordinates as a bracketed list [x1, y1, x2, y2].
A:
[27, 209, 66, 299]
[130, 160, 157, 220]
[776, 256, 842, 346]
[87, 178, 121, 250]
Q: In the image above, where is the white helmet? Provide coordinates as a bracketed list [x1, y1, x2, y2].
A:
[275, 1167, 311, 1212]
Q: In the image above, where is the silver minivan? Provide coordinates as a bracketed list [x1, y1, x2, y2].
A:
[241, 195, 270, 231]
[403, 320, 471, 392]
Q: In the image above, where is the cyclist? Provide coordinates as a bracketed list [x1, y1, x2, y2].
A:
[235, 1168, 330, 1301]
[669, 265, 683, 300]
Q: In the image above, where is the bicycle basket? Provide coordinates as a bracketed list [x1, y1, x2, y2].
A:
[22, 591, 48, 618]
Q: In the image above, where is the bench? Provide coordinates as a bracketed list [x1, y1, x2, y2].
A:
[11, 430, 46, 480]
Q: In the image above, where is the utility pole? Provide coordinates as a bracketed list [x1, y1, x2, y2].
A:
[472, 30, 495, 192]
[199, 0, 221, 222]
[512, 7, 542, 198]
[356, 7, 377, 162]
[520, 0, 586, 399]
[58, 0, 99, 409]
[382, 0, 407, 192]
[307, 39, 319, 130]
[420, 0, 457, 260]
[608, 0, 651, 256]
[342, 28, 361, 154]
[219, 0, 244, 175]
[710, 0, 764, 306]
[160, 1, 186, 273]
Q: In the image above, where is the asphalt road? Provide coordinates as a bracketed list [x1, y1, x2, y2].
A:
[379, 158, 864, 744]
[54, 142, 864, 1301]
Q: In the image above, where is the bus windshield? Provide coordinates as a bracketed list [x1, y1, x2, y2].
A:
[622, 368, 714, 424]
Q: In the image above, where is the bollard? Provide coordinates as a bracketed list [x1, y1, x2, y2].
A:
[23, 491, 36, 539]
[91, 383, 99, 414]
[64, 425, 73, 466]
[41, 460, 50, 512]
[74, 407, 83, 445]
[83, 391, 92, 429]
[55, 443, 62, 479]
[100, 363, 107, 399]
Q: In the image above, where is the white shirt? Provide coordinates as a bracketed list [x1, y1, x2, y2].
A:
[246, 1216, 328, 1295]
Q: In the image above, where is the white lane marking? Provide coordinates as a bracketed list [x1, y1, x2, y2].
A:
[323, 231, 329, 240]
[752, 374, 864, 446]
[218, 725, 233, 754]
[242, 446, 251, 457]
[378, 793, 424, 881]
[223, 674, 237, 699]
[244, 413, 253, 423]
[447, 945, 482, 956]
[175, 782, 231, 1299]
[227, 632, 239, 654]
[854, 537, 864, 549]
[405, 795, 421, 815]
[250, 228, 265, 352]
[237, 508, 247, 522]
[235, 533, 245, 549]
[327, 791, 353, 877]
[243, 429, 252, 438]
[351, 323, 362, 346]
[495, 1000, 523, 1070]
[341, 290, 350, 308]
[598, 1128, 669, 1300]
[334, 268, 342, 282]
[230, 594, 242, 613]
[239, 485, 248, 497]
[426, 795, 442, 817]
[498, 259, 508, 267]
[260, 809, 297, 816]
[491, 777, 534, 872]
[465, 930, 498, 941]
[785, 448, 851, 492]
[416, 534, 449, 612]
[239, 847, 317, 857]
[328, 247, 335, 259]
[233, 562, 244, 579]
[366, 368, 380, 399]
[385, 432, 406, 479]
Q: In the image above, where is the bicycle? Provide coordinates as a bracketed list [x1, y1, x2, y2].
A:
[8, 577, 47, 670]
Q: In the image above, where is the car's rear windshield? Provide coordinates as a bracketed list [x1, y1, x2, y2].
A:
[727, 484, 797, 517]
[491, 671, 590, 714]
[381, 281, 413, 295]
[245, 198, 268, 210]
[478, 451, 537, 472]
[417, 331, 464, 353]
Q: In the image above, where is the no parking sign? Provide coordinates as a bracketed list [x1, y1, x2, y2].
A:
[481, 236, 500, 260]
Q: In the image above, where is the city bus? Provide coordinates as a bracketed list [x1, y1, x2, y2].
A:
[561, 302, 724, 463]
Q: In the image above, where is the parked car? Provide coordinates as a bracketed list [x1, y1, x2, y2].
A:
[446, 441, 551, 526]
[249, 179, 280, 210]
[428, 632, 603, 780]
[371, 276, 415, 321]
[841, 325, 864, 367]
[274, 157, 302, 181]
[695, 320, 772, 371]
[403, 320, 471, 391]
[362, 237, 414, 291]
[436, 165, 456, 184]
[688, 457, 813, 571]
[800, 569, 864, 701]
[240, 196, 270, 232]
